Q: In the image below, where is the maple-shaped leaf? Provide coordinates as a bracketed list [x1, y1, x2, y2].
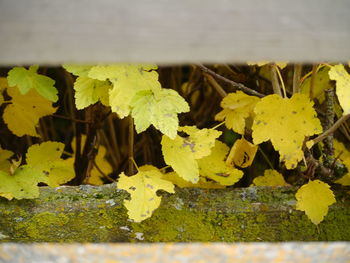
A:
[252, 94, 322, 169]
[300, 67, 332, 103]
[198, 140, 243, 186]
[3, 86, 57, 137]
[226, 137, 258, 168]
[252, 169, 288, 186]
[162, 171, 225, 189]
[74, 77, 111, 109]
[161, 126, 221, 183]
[328, 64, 350, 115]
[131, 89, 190, 139]
[0, 148, 14, 173]
[296, 180, 336, 225]
[62, 64, 93, 77]
[95, 65, 161, 118]
[215, 91, 259, 134]
[118, 166, 175, 222]
[334, 140, 350, 186]
[0, 166, 46, 200]
[7, 65, 58, 102]
[26, 141, 75, 187]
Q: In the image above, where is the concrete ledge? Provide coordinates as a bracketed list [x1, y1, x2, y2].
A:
[0, 243, 349, 263]
[0, 184, 349, 242]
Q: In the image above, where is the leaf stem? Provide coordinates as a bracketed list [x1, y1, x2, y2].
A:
[211, 121, 225, 130]
[274, 65, 287, 98]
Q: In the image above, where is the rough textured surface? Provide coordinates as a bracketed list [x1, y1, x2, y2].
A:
[0, 243, 349, 263]
[0, 0, 349, 65]
[0, 184, 349, 242]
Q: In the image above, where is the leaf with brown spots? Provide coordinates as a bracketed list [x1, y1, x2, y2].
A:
[252, 94, 322, 169]
[118, 165, 175, 222]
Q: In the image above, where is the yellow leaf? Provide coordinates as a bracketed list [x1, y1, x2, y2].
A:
[215, 91, 259, 134]
[118, 167, 174, 222]
[296, 180, 336, 225]
[252, 169, 288, 186]
[161, 126, 221, 183]
[88, 64, 160, 118]
[0, 77, 7, 104]
[3, 86, 57, 137]
[252, 94, 322, 169]
[334, 140, 350, 186]
[26, 142, 75, 187]
[305, 140, 314, 149]
[162, 172, 225, 189]
[300, 67, 332, 103]
[328, 64, 350, 115]
[73, 77, 111, 109]
[198, 140, 244, 186]
[131, 89, 189, 139]
[226, 138, 258, 168]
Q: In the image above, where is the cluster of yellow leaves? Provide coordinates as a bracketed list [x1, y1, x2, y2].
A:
[0, 78, 57, 137]
[64, 64, 189, 139]
[296, 180, 336, 225]
[0, 142, 74, 200]
[252, 94, 322, 169]
[118, 165, 174, 222]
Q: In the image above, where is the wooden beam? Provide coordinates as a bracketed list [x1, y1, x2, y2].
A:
[0, 243, 349, 263]
[0, 0, 349, 65]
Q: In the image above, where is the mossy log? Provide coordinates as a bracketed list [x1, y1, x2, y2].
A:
[0, 184, 349, 242]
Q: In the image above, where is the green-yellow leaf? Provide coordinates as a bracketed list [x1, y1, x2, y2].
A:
[198, 140, 243, 186]
[247, 61, 288, 69]
[131, 89, 189, 139]
[296, 180, 336, 224]
[252, 94, 322, 169]
[328, 64, 350, 115]
[26, 142, 75, 187]
[252, 169, 288, 186]
[3, 86, 57, 137]
[7, 66, 58, 102]
[161, 126, 221, 183]
[104, 65, 161, 118]
[0, 166, 46, 200]
[62, 64, 93, 77]
[74, 76, 111, 109]
[118, 167, 174, 222]
[215, 91, 259, 134]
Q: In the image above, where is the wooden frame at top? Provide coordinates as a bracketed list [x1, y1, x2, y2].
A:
[0, 0, 349, 65]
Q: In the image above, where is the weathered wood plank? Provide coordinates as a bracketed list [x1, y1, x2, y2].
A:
[1, 243, 349, 263]
[0, 0, 349, 65]
[0, 184, 349, 242]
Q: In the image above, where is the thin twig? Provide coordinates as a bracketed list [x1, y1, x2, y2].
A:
[274, 65, 287, 98]
[309, 64, 318, 99]
[312, 114, 350, 145]
[128, 116, 135, 175]
[292, 64, 302, 94]
[270, 65, 282, 97]
[92, 160, 116, 182]
[197, 64, 264, 98]
[204, 73, 227, 97]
